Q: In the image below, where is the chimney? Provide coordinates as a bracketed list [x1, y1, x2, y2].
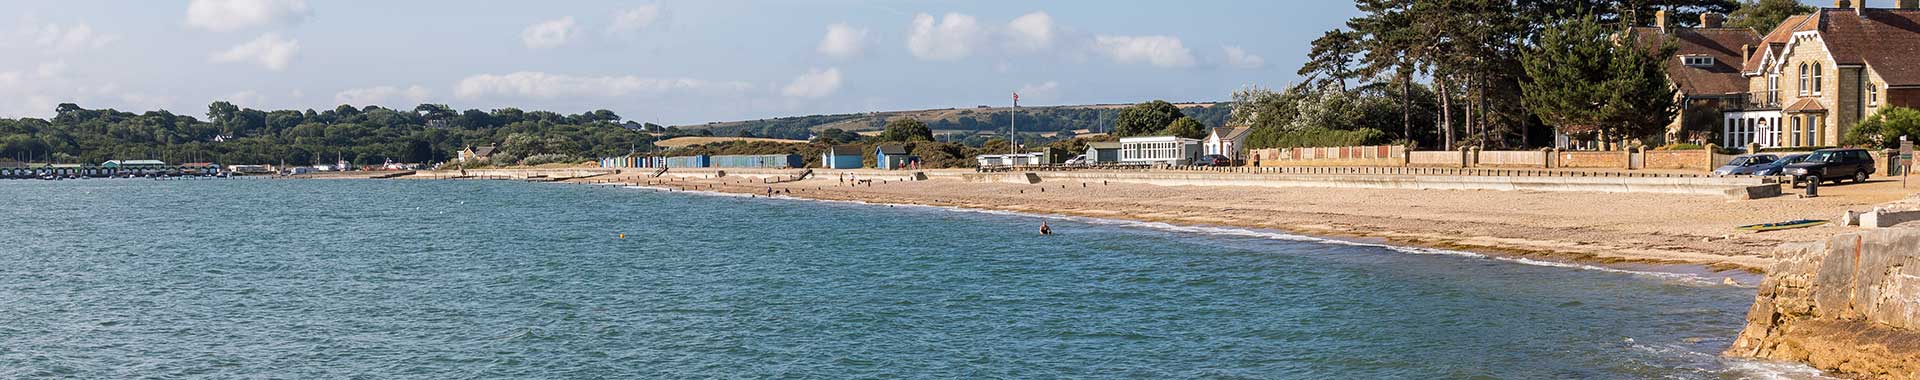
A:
[1701, 12, 1726, 28]
[1656, 10, 1669, 31]
[1858, 0, 1869, 14]
[1742, 44, 1755, 64]
[1835, 0, 1852, 8]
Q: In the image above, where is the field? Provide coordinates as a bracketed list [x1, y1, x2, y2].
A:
[653, 136, 811, 149]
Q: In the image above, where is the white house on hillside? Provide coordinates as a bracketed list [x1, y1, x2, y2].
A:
[1204, 127, 1251, 162]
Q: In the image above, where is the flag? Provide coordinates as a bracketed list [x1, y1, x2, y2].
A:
[1012, 91, 1019, 107]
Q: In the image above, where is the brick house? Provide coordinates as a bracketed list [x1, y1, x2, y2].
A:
[1630, 11, 1761, 145]
[1722, 0, 1920, 149]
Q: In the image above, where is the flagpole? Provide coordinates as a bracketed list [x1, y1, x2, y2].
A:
[1010, 92, 1018, 155]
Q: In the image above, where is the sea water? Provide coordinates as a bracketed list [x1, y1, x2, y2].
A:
[0, 179, 1830, 378]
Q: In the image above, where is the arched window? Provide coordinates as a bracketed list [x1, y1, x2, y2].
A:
[1871, 82, 1881, 106]
[1798, 63, 1809, 95]
[1812, 63, 1823, 95]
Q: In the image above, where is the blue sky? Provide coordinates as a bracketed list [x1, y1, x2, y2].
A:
[0, 0, 1833, 125]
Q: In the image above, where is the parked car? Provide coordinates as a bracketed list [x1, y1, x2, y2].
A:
[1194, 154, 1233, 167]
[1711, 154, 1777, 176]
[1785, 148, 1877, 186]
[1063, 155, 1091, 166]
[1752, 153, 1809, 176]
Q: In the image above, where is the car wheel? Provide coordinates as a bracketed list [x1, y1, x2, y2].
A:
[1855, 171, 1869, 183]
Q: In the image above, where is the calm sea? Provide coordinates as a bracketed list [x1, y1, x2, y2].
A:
[0, 179, 1829, 379]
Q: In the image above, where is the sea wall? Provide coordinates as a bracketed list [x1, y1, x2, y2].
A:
[1727, 228, 1920, 379]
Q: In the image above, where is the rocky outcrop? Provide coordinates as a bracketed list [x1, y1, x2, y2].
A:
[1727, 228, 1920, 379]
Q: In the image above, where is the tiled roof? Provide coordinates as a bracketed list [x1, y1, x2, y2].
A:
[1746, 8, 1920, 85]
[1783, 98, 1828, 113]
[1213, 127, 1253, 141]
[1087, 142, 1121, 149]
[875, 144, 909, 155]
[1631, 26, 1760, 96]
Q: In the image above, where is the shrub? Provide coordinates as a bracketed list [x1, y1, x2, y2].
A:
[1846, 106, 1920, 149]
[518, 154, 580, 166]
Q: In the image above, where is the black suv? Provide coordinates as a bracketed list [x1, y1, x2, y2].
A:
[1785, 148, 1877, 186]
[1194, 154, 1233, 167]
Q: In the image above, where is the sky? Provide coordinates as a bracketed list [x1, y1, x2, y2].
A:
[0, 0, 1836, 125]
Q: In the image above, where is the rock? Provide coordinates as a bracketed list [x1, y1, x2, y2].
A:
[1726, 228, 1920, 379]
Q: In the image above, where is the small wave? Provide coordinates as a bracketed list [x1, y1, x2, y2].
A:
[612, 184, 1732, 286]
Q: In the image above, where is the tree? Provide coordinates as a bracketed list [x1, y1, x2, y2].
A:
[1163, 117, 1208, 139]
[1601, 28, 1680, 142]
[1520, 14, 1675, 148]
[1299, 29, 1362, 91]
[879, 118, 933, 142]
[1727, 0, 1812, 31]
[1113, 100, 1184, 137]
[1846, 107, 1920, 149]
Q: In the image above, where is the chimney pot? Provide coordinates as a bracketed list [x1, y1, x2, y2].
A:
[1656, 10, 1669, 30]
[1858, 0, 1869, 14]
[1742, 44, 1755, 65]
[1701, 13, 1726, 28]
[1836, 0, 1853, 8]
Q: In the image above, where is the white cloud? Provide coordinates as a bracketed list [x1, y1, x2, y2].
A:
[1093, 35, 1195, 68]
[454, 71, 753, 99]
[334, 85, 431, 106]
[209, 33, 300, 71]
[781, 68, 842, 98]
[24, 22, 119, 54]
[221, 90, 266, 107]
[35, 61, 67, 79]
[185, 0, 312, 32]
[1004, 12, 1054, 52]
[607, 5, 661, 34]
[817, 23, 869, 59]
[906, 12, 982, 61]
[522, 17, 577, 49]
[1223, 45, 1266, 69]
[1017, 81, 1060, 102]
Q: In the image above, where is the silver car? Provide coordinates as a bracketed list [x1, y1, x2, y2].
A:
[1712, 154, 1778, 176]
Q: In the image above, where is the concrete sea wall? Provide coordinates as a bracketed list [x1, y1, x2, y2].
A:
[1727, 228, 1920, 379]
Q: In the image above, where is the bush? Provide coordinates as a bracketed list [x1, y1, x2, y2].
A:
[1846, 106, 1920, 149]
[518, 154, 580, 166]
[1264, 128, 1386, 148]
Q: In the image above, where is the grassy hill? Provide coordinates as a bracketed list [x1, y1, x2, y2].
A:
[653, 136, 810, 149]
[676, 102, 1229, 141]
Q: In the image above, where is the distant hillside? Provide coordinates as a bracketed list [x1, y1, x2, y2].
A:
[654, 136, 809, 149]
[677, 102, 1230, 141]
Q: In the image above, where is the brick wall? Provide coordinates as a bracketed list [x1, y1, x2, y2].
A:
[1558, 151, 1628, 168]
[1644, 149, 1711, 170]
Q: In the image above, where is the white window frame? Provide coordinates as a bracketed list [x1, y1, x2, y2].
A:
[1811, 63, 1823, 95]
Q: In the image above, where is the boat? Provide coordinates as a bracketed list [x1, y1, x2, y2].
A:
[1736, 219, 1829, 232]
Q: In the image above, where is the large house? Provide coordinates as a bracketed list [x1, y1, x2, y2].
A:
[458, 144, 497, 163]
[1630, 11, 1762, 144]
[1722, 0, 1920, 149]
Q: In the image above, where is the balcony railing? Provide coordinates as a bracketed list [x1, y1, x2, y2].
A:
[1742, 91, 1782, 110]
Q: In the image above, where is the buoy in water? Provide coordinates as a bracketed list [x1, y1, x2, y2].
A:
[618, 233, 626, 239]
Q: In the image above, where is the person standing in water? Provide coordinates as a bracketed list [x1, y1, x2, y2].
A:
[1039, 222, 1052, 235]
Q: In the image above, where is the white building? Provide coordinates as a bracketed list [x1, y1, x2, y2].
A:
[975, 152, 1045, 167]
[1119, 136, 1203, 166]
[1204, 127, 1252, 161]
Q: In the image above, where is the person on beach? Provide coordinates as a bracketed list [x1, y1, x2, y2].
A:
[1040, 222, 1052, 236]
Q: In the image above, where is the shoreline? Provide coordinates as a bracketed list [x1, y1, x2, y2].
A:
[549, 171, 1887, 274]
[613, 182, 1771, 286]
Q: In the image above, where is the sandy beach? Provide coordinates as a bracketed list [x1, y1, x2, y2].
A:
[567, 169, 1920, 274]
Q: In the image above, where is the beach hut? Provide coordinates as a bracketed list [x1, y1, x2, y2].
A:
[1119, 136, 1203, 166]
[1085, 142, 1121, 163]
[874, 144, 918, 170]
[822, 145, 863, 169]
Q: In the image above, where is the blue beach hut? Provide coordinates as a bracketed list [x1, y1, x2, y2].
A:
[822, 145, 863, 169]
[874, 144, 918, 170]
